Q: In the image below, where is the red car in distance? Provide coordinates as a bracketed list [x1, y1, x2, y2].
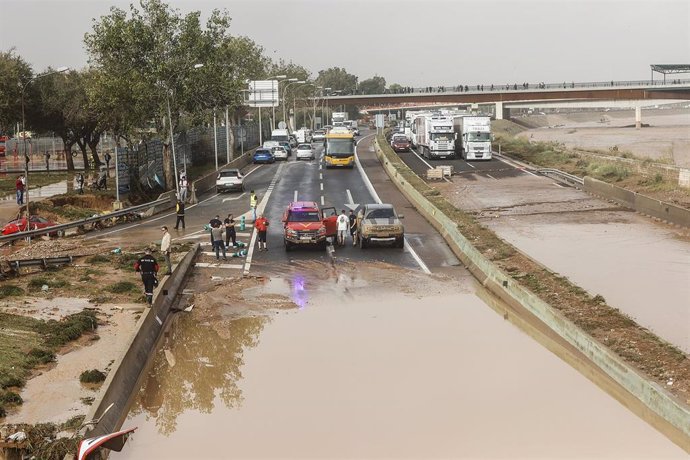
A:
[391, 135, 411, 153]
[2, 216, 60, 236]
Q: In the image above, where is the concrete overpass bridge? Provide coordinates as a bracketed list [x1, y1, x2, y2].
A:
[325, 79, 690, 123]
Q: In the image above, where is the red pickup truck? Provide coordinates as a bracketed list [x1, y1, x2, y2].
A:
[282, 201, 338, 250]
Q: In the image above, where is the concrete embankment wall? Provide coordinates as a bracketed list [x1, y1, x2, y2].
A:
[372, 138, 690, 450]
[81, 244, 201, 440]
[584, 177, 690, 227]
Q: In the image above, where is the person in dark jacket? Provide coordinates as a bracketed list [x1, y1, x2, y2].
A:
[134, 247, 159, 305]
[174, 199, 185, 230]
[224, 213, 237, 248]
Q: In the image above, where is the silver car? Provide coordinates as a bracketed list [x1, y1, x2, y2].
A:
[356, 204, 405, 248]
[272, 146, 289, 161]
[216, 168, 244, 192]
[296, 143, 315, 160]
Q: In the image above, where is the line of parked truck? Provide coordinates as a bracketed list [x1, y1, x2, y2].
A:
[393, 110, 493, 161]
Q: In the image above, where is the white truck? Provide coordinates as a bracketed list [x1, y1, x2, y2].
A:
[454, 116, 492, 160]
[294, 128, 312, 143]
[332, 112, 347, 127]
[271, 129, 290, 143]
[412, 114, 456, 159]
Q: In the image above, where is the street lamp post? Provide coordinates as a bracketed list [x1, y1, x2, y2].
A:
[280, 79, 300, 130]
[291, 82, 317, 131]
[20, 66, 69, 227]
[268, 75, 287, 130]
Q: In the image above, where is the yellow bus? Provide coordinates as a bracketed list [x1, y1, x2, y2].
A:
[324, 128, 355, 168]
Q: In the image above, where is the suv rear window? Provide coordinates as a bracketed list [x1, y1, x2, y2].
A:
[297, 144, 311, 149]
[366, 208, 395, 219]
[219, 170, 238, 178]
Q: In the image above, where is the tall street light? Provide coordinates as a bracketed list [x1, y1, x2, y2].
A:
[291, 82, 317, 131]
[320, 87, 331, 129]
[283, 80, 304, 131]
[268, 75, 287, 130]
[167, 63, 204, 198]
[20, 66, 69, 226]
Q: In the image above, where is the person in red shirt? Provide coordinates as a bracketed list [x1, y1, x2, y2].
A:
[255, 213, 269, 251]
[15, 175, 24, 205]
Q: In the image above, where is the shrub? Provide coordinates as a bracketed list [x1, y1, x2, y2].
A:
[0, 374, 25, 389]
[106, 281, 138, 294]
[0, 285, 24, 298]
[87, 254, 110, 264]
[27, 277, 69, 291]
[0, 391, 23, 405]
[28, 348, 56, 364]
[38, 311, 98, 349]
[79, 369, 106, 384]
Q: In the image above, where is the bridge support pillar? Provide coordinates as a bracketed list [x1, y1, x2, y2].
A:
[495, 102, 510, 120]
[635, 106, 642, 129]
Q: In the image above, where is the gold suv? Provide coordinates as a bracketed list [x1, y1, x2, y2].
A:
[356, 204, 405, 248]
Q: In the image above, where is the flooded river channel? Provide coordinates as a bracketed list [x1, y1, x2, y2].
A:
[114, 261, 685, 458]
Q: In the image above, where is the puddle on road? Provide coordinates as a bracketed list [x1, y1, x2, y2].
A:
[484, 214, 690, 353]
[114, 262, 686, 459]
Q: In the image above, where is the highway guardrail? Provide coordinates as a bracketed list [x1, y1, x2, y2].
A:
[538, 168, 585, 186]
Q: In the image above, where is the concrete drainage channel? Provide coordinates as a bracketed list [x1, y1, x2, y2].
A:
[373, 138, 690, 451]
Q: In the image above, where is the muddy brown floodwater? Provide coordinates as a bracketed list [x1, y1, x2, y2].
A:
[114, 262, 686, 459]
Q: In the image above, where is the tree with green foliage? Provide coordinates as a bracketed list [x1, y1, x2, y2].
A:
[0, 49, 33, 136]
[315, 67, 358, 95]
[85, 0, 258, 189]
[358, 75, 386, 94]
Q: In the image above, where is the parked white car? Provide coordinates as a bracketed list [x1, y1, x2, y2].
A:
[271, 145, 289, 161]
[295, 143, 315, 160]
[216, 168, 244, 192]
[312, 130, 326, 141]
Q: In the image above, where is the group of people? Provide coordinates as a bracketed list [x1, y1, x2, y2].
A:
[336, 209, 357, 246]
[208, 213, 240, 260]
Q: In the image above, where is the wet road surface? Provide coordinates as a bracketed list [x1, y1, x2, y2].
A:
[113, 263, 686, 459]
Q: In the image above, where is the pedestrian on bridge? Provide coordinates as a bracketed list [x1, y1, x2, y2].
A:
[134, 247, 159, 306]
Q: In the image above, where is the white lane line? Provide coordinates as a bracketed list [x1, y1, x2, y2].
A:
[294, 190, 298, 201]
[346, 189, 354, 204]
[354, 134, 432, 275]
[244, 162, 285, 274]
[202, 251, 245, 258]
[466, 161, 476, 169]
[195, 262, 243, 269]
[486, 173, 497, 180]
[222, 192, 246, 202]
[319, 164, 322, 170]
[320, 195, 325, 206]
[410, 147, 433, 170]
[553, 182, 565, 188]
[523, 168, 540, 178]
[319, 173, 323, 180]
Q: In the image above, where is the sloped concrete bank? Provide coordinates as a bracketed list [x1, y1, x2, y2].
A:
[80, 244, 201, 441]
[372, 137, 690, 451]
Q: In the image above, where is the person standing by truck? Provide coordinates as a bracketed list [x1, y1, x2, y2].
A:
[255, 214, 269, 251]
[349, 210, 357, 246]
[336, 210, 349, 246]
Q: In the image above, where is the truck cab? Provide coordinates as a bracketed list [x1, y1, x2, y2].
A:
[282, 201, 338, 250]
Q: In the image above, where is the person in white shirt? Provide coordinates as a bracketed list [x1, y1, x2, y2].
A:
[336, 210, 349, 246]
[178, 174, 188, 202]
[160, 226, 172, 273]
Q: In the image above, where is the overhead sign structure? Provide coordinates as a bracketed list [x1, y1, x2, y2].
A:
[375, 114, 385, 128]
[246, 80, 279, 108]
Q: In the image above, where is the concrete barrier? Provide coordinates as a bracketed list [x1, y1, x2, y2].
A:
[373, 137, 690, 449]
[82, 244, 201, 440]
[584, 176, 690, 228]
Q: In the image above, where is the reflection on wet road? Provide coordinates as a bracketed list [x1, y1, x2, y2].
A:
[114, 262, 685, 459]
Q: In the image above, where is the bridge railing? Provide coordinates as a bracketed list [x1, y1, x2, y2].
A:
[329, 78, 690, 97]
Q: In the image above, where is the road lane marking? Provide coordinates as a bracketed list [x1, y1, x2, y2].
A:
[195, 262, 243, 269]
[553, 182, 565, 188]
[294, 190, 298, 201]
[466, 162, 476, 169]
[354, 134, 432, 275]
[346, 189, 354, 204]
[244, 162, 285, 275]
[321, 195, 325, 206]
[486, 173, 497, 180]
[319, 173, 323, 180]
[410, 147, 433, 170]
[222, 192, 246, 202]
[320, 182, 323, 191]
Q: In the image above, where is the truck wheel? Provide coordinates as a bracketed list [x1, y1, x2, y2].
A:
[284, 240, 292, 251]
[359, 236, 367, 249]
[395, 237, 404, 248]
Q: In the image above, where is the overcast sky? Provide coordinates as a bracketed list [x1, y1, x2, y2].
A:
[1, 0, 688, 86]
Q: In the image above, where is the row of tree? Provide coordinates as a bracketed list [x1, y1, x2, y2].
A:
[0, 0, 396, 189]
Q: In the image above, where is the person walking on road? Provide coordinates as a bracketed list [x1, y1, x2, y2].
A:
[134, 247, 159, 306]
[255, 213, 269, 251]
[211, 222, 227, 260]
[208, 215, 222, 244]
[161, 226, 172, 274]
[337, 210, 349, 246]
[349, 210, 357, 246]
[174, 199, 185, 230]
[224, 213, 237, 248]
